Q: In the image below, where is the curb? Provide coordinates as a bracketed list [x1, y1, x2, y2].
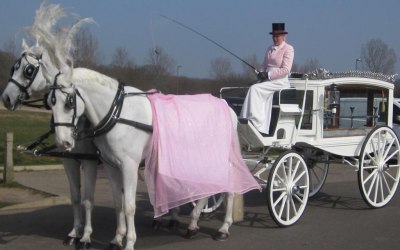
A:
[0, 196, 71, 212]
[0, 164, 64, 172]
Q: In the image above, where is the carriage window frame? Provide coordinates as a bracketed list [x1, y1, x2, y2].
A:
[323, 83, 389, 137]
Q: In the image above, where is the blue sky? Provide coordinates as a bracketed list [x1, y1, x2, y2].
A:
[1, 0, 399, 78]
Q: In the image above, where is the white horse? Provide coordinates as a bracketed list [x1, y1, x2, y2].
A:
[1, 43, 130, 249]
[45, 66, 247, 249]
[0, 3, 126, 248]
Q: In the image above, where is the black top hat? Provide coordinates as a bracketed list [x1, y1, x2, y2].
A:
[269, 23, 288, 35]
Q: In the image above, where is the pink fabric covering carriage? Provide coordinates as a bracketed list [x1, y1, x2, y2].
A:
[145, 93, 261, 217]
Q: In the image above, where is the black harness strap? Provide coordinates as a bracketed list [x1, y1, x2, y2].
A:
[20, 129, 99, 160]
[76, 82, 157, 140]
[116, 118, 153, 133]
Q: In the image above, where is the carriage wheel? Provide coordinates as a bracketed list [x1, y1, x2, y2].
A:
[301, 148, 329, 198]
[308, 161, 329, 198]
[191, 193, 225, 214]
[267, 150, 309, 227]
[358, 126, 400, 208]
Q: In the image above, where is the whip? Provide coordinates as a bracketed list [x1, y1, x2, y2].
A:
[160, 14, 257, 71]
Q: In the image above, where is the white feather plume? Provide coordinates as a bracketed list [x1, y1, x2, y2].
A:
[26, 1, 94, 80]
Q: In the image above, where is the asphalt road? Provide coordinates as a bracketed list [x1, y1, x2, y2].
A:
[1, 164, 400, 250]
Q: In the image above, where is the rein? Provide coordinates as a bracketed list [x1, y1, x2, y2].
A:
[18, 129, 99, 160]
[77, 82, 156, 140]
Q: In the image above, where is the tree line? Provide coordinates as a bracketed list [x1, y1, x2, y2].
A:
[1, 27, 399, 97]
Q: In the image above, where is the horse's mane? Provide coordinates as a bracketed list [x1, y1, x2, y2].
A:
[26, 2, 94, 79]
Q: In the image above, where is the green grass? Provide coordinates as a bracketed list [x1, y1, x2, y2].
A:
[0, 109, 62, 166]
[0, 201, 14, 208]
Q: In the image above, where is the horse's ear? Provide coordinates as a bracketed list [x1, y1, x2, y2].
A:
[21, 38, 29, 51]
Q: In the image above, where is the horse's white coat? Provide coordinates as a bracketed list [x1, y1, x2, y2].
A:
[49, 69, 236, 249]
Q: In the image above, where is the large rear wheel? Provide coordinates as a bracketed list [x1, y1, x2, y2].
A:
[358, 126, 400, 208]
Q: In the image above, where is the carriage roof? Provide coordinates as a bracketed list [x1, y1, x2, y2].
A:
[289, 69, 396, 90]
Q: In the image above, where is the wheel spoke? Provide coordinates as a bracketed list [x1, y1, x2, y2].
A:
[293, 171, 306, 184]
[381, 172, 391, 193]
[285, 197, 290, 222]
[291, 160, 301, 181]
[310, 167, 322, 184]
[363, 169, 378, 185]
[383, 170, 397, 182]
[290, 197, 298, 215]
[373, 174, 380, 203]
[384, 149, 399, 163]
[366, 172, 378, 196]
[273, 191, 286, 207]
[382, 138, 395, 161]
[278, 196, 288, 218]
[293, 192, 305, 204]
[273, 187, 287, 192]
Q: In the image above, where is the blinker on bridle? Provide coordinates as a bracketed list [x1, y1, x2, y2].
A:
[48, 73, 84, 137]
[8, 52, 42, 100]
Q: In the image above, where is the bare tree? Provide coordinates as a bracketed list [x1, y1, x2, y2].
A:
[360, 38, 397, 74]
[298, 58, 322, 73]
[3, 37, 18, 59]
[111, 46, 134, 68]
[241, 54, 259, 80]
[209, 57, 233, 80]
[72, 27, 99, 68]
[146, 46, 176, 78]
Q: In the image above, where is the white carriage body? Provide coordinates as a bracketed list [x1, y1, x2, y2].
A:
[236, 75, 395, 157]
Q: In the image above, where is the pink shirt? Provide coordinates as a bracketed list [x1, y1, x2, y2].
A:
[259, 41, 294, 80]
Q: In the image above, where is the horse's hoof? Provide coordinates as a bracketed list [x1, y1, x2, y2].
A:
[168, 219, 180, 229]
[185, 229, 198, 239]
[63, 236, 78, 246]
[76, 241, 91, 249]
[152, 219, 162, 229]
[108, 243, 123, 250]
[213, 232, 229, 241]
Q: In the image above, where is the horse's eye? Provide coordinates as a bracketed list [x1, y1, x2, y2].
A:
[24, 64, 36, 79]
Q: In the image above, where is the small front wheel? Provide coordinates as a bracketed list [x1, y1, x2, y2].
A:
[267, 150, 309, 227]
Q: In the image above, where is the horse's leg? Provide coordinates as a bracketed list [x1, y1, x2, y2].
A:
[62, 158, 83, 245]
[168, 207, 180, 229]
[214, 192, 234, 241]
[103, 164, 126, 249]
[77, 159, 98, 249]
[185, 197, 208, 239]
[121, 162, 139, 250]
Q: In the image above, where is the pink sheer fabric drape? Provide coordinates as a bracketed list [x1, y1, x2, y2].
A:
[145, 93, 261, 217]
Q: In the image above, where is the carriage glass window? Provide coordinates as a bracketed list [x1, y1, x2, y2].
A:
[323, 84, 389, 137]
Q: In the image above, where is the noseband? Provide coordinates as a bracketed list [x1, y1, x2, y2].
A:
[8, 52, 42, 101]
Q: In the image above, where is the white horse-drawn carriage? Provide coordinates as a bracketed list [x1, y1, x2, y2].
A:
[220, 70, 400, 226]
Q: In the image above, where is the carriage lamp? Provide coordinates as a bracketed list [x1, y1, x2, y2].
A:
[328, 84, 340, 114]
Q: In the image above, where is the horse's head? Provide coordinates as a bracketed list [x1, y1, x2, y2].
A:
[46, 74, 85, 151]
[1, 43, 54, 110]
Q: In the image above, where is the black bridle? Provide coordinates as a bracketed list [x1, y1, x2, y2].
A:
[8, 52, 42, 101]
[48, 74, 155, 141]
[48, 73, 83, 135]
